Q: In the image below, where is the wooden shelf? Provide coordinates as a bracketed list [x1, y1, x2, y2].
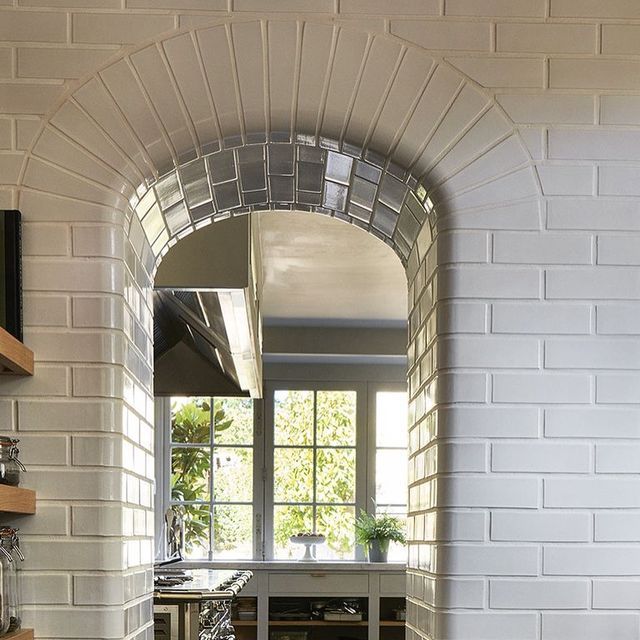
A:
[233, 621, 258, 626]
[380, 621, 405, 627]
[269, 620, 368, 626]
[0, 485, 36, 514]
[0, 328, 33, 376]
[4, 630, 34, 640]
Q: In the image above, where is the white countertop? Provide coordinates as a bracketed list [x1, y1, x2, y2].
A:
[176, 561, 406, 572]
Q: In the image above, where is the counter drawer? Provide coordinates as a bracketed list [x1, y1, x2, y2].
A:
[380, 572, 406, 594]
[268, 572, 369, 594]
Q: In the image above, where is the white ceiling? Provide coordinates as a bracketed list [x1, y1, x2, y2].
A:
[255, 211, 407, 326]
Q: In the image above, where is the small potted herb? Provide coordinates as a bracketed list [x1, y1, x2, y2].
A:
[355, 510, 406, 562]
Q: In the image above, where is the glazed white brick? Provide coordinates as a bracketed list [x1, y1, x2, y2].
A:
[490, 579, 589, 609]
[74, 575, 125, 605]
[73, 225, 125, 259]
[17, 434, 68, 465]
[72, 505, 126, 537]
[596, 444, 640, 473]
[599, 166, 640, 197]
[73, 296, 125, 330]
[28, 469, 124, 501]
[545, 478, 640, 508]
[437, 407, 539, 438]
[545, 545, 640, 575]
[72, 435, 123, 467]
[601, 95, 640, 126]
[598, 236, 640, 266]
[438, 544, 539, 575]
[0, 153, 24, 184]
[438, 266, 541, 299]
[21, 606, 125, 638]
[18, 48, 114, 80]
[498, 94, 594, 125]
[440, 200, 542, 232]
[22, 223, 69, 257]
[494, 232, 592, 265]
[440, 612, 539, 638]
[497, 23, 596, 54]
[595, 513, 640, 542]
[593, 580, 640, 609]
[433, 442, 487, 473]
[73, 13, 175, 45]
[340, 0, 439, 13]
[548, 199, 640, 231]
[429, 372, 487, 403]
[0, 83, 64, 116]
[22, 539, 125, 571]
[436, 231, 490, 264]
[551, 0, 640, 17]
[23, 331, 122, 364]
[550, 59, 640, 90]
[546, 269, 640, 300]
[18, 399, 118, 431]
[492, 302, 591, 335]
[424, 510, 487, 542]
[5, 504, 68, 535]
[446, 57, 544, 89]
[73, 366, 122, 398]
[23, 259, 124, 294]
[439, 477, 539, 508]
[597, 374, 640, 403]
[23, 294, 69, 327]
[446, 0, 546, 16]
[437, 336, 540, 369]
[0, 10, 66, 41]
[0, 400, 14, 431]
[435, 302, 487, 334]
[391, 20, 490, 51]
[542, 613, 640, 640]
[423, 577, 485, 608]
[22, 573, 71, 605]
[602, 24, 640, 55]
[546, 408, 640, 438]
[0, 365, 69, 397]
[550, 129, 640, 162]
[537, 166, 594, 197]
[492, 442, 591, 473]
[491, 511, 591, 542]
[493, 373, 591, 404]
[546, 338, 640, 369]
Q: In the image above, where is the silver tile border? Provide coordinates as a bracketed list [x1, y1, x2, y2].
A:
[129, 136, 435, 269]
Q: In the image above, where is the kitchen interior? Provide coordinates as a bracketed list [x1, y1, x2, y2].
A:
[151, 210, 409, 640]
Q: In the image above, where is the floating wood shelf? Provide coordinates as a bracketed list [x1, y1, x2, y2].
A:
[0, 485, 36, 514]
[0, 327, 33, 376]
[4, 630, 34, 640]
[269, 620, 368, 626]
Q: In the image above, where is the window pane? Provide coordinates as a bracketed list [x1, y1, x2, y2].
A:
[213, 447, 253, 503]
[376, 391, 408, 448]
[214, 397, 253, 445]
[273, 505, 313, 559]
[171, 397, 211, 444]
[316, 505, 355, 560]
[176, 503, 210, 559]
[274, 390, 314, 445]
[316, 448, 356, 504]
[274, 448, 313, 502]
[316, 390, 357, 446]
[213, 504, 253, 559]
[376, 449, 407, 505]
[171, 447, 210, 501]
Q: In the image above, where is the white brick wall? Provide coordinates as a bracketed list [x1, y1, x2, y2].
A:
[0, 4, 638, 640]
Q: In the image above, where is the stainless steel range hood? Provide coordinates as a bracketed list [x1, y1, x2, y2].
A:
[154, 216, 262, 398]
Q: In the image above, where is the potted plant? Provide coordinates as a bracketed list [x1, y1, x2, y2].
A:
[355, 510, 406, 562]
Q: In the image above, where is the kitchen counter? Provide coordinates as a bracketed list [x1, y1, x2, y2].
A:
[154, 568, 253, 602]
[177, 561, 406, 572]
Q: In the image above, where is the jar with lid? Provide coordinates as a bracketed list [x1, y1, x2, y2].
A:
[0, 438, 25, 486]
[0, 527, 24, 635]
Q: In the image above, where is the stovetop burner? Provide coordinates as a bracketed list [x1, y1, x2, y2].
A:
[154, 572, 194, 588]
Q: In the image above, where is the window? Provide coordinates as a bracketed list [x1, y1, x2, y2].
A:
[270, 389, 358, 560]
[159, 380, 407, 562]
[169, 396, 254, 560]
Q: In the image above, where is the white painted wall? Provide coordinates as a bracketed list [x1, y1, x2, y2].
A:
[0, 3, 639, 639]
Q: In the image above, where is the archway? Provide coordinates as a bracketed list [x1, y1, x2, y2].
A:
[14, 16, 540, 639]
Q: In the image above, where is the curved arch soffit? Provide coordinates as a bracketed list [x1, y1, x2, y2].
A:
[20, 16, 539, 275]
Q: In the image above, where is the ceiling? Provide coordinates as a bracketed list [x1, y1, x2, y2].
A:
[255, 211, 407, 327]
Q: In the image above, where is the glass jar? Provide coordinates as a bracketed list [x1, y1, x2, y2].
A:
[0, 527, 23, 635]
[0, 438, 25, 486]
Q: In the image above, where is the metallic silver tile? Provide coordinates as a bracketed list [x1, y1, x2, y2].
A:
[323, 181, 348, 212]
[325, 151, 352, 185]
[213, 181, 241, 210]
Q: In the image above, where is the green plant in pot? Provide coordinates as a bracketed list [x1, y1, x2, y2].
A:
[355, 510, 406, 562]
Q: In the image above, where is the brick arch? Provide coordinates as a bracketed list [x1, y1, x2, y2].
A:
[18, 17, 538, 268]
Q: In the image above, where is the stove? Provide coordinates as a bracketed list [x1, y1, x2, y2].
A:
[154, 569, 253, 640]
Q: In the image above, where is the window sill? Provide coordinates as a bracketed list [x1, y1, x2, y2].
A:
[174, 560, 406, 572]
